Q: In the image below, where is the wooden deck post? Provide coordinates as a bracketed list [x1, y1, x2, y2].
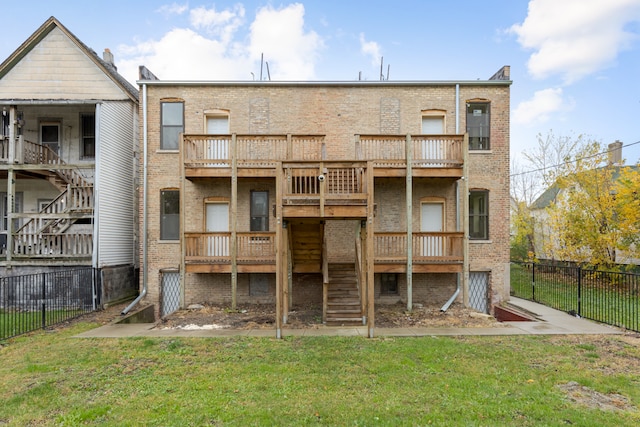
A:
[366, 161, 375, 338]
[231, 134, 238, 310]
[462, 134, 470, 307]
[275, 163, 284, 338]
[406, 134, 413, 311]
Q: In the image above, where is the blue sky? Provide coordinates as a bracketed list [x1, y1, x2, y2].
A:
[1, 0, 640, 165]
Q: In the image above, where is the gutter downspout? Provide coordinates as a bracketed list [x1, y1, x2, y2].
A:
[441, 83, 461, 312]
[122, 83, 148, 315]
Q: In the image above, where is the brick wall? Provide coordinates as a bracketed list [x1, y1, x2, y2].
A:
[142, 81, 511, 313]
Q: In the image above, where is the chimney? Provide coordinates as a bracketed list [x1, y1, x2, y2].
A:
[103, 48, 116, 71]
[608, 140, 623, 165]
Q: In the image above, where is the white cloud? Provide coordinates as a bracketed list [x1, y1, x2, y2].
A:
[248, 3, 323, 80]
[359, 33, 381, 67]
[190, 4, 245, 43]
[156, 3, 188, 17]
[116, 3, 323, 83]
[513, 88, 574, 125]
[509, 0, 640, 83]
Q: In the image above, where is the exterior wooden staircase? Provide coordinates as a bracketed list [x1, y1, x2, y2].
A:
[12, 140, 94, 256]
[290, 221, 323, 272]
[325, 263, 362, 326]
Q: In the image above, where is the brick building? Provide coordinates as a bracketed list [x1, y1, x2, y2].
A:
[136, 66, 511, 337]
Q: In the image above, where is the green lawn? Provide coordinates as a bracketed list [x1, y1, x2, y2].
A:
[1, 322, 639, 426]
[1, 309, 85, 340]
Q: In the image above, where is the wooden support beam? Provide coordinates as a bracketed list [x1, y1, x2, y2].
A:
[405, 134, 413, 311]
[366, 161, 375, 338]
[231, 134, 238, 309]
[275, 164, 284, 338]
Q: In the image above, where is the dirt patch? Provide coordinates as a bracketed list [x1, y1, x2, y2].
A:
[157, 302, 505, 330]
[557, 381, 636, 412]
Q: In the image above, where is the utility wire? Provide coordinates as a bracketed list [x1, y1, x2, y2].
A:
[510, 140, 640, 177]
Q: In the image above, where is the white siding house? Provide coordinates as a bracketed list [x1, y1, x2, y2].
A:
[0, 17, 139, 303]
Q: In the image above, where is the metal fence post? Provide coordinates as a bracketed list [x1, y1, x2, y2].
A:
[577, 265, 582, 317]
[41, 272, 46, 330]
[531, 262, 535, 301]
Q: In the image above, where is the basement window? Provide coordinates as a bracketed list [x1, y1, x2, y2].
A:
[381, 273, 398, 295]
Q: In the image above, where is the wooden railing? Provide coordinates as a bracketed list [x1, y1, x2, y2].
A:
[357, 134, 464, 168]
[183, 134, 324, 167]
[12, 233, 93, 258]
[374, 232, 464, 263]
[185, 232, 276, 263]
[282, 161, 368, 203]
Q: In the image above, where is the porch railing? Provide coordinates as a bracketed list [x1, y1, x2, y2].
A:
[183, 134, 324, 167]
[374, 232, 464, 263]
[185, 232, 276, 263]
[282, 162, 368, 204]
[11, 233, 93, 258]
[357, 134, 464, 168]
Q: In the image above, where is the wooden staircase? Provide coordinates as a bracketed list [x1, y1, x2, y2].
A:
[325, 263, 362, 326]
[290, 221, 323, 272]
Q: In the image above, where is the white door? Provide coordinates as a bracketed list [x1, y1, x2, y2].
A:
[421, 116, 444, 166]
[206, 117, 229, 166]
[420, 202, 443, 256]
[206, 203, 229, 256]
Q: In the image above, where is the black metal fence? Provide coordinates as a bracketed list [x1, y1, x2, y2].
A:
[511, 262, 640, 332]
[0, 268, 101, 340]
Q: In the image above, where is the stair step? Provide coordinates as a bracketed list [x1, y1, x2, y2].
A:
[326, 309, 361, 315]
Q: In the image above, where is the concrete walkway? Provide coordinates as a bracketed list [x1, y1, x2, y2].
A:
[75, 297, 623, 339]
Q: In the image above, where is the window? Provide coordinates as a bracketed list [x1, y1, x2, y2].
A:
[380, 273, 398, 295]
[469, 190, 489, 240]
[250, 191, 269, 231]
[249, 274, 270, 296]
[161, 102, 184, 150]
[160, 190, 179, 240]
[80, 113, 95, 158]
[40, 122, 60, 155]
[466, 102, 490, 150]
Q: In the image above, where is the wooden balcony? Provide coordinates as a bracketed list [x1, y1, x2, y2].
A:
[184, 232, 277, 273]
[183, 134, 323, 178]
[357, 134, 465, 178]
[182, 133, 465, 179]
[374, 232, 464, 273]
[8, 233, 93, 259]
[184, 231, 463, 273]
[282, 161, 368, 218]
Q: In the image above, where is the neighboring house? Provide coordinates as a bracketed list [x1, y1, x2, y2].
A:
[530, 142, 639, 265]
[136, 66, 511, 337]
[0, 17, 139, 303]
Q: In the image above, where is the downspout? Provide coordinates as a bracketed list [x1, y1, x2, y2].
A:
[122, 83, 148, 315]
[441, 83, 461, 312]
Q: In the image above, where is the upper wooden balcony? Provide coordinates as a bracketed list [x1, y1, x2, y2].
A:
[182, 133, 465, 179]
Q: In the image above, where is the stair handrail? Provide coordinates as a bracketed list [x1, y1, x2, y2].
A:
[322, 229, 329, 323]
[355, 236, 363, 316]
[14, 187, 70, 235]
[23, 140, 92, 188]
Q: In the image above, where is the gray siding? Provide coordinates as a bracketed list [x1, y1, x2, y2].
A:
[96, 101, 137, 266]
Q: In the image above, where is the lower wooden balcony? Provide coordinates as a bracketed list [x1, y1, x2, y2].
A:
[185, 232, 277, 273]
[374, 232, 464, 273]
[184, 231, 464, 273]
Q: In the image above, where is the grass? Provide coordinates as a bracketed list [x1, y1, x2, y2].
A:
[510, 263, 640, 332]
[1, 322, 639, 426]
[0, 309, 85, 340]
